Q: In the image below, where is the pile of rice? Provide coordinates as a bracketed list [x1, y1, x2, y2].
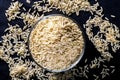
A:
[48, 0, 90, 15]
[29, 15, 84, 71]
[84, 15, 120, 61]
[0, 0, 119, 80]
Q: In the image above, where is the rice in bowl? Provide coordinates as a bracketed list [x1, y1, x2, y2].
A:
[29, 14, 85, 72]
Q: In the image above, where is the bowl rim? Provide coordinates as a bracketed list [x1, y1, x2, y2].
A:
[28, 14, 86, 73]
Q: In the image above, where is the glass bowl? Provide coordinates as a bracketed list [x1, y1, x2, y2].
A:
[28, 14, 86, 73]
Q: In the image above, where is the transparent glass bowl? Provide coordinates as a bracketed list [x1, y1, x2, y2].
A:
[28, 14, 86, 73]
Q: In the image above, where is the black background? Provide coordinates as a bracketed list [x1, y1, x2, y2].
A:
[0, 0, 120, 80]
